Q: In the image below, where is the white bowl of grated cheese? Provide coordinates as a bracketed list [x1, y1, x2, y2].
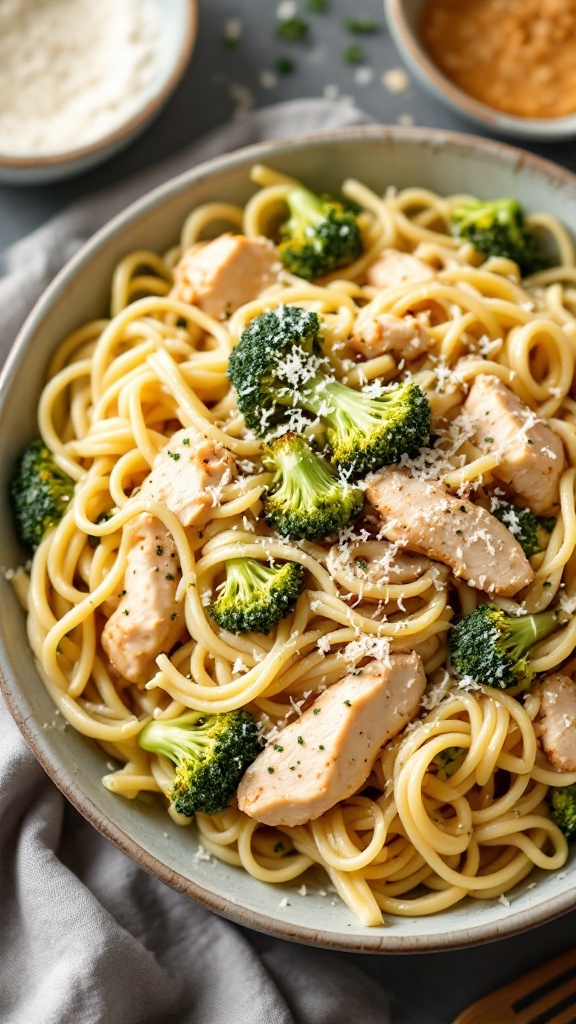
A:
[0, 0, 198, 185]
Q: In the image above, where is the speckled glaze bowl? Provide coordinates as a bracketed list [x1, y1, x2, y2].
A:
[1, 127, 576, 952]
[385, 0, 576, 142]
[0, 0, 198, 186]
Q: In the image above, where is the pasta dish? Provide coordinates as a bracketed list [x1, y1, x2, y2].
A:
[11, 163, 576, 927]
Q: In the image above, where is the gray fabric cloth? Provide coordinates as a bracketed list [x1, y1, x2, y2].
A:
[0, 100, 393, 1024]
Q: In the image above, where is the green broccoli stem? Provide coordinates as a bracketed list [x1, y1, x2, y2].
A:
[506, 609, 558, 660]
[268, 433, 338, 500]
[297, 375, 397, 434]
[285, 187, 325, 231]
[139, 712, 210, 765]
[224, 558, 277, 599]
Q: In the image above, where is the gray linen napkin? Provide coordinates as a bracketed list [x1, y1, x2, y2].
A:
[0, 100, 393, 1024]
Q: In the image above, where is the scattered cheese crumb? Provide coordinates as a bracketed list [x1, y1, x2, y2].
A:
[279, 896, 290, 908]
[259, 70, 278, 90]
[397, 112, 415, 125]
[354, 66, 374, 86]
[323, 83, 340, 100]
[498, 894, 511, 908]
[298, 884, 308, 896]
[382, 68, 410, 93]
[277, 1, 297, 19]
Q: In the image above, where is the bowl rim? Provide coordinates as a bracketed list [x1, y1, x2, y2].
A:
[2, 122, 576, 953]
[384, 0, 576, 137]
[0, 0, 198, 169]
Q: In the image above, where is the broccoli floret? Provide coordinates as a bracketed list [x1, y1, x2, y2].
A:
[138, 710, 260, 816]
[450, 198, 547, 276]
[262, 432, 363, 541]
[209, 557, 305, 634]
[492, 500, 554, 557]
[278, 186, 364, 280]
[228, 306, 431, 477]
[11, 439, 75, 550]
[433, 747, 465, 779]
[550, 784, 576, 839]
[449, 604, 558, 690]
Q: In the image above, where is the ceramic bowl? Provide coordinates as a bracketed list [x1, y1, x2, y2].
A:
[1, 126, 576, 952]
[385, 0, 576, 142]
[0, 0, 198, 186]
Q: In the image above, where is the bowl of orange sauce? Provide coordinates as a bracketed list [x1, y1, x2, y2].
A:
[385, 0, 576, 140]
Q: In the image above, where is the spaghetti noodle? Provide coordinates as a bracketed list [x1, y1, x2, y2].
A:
[14, 164, 576, 926]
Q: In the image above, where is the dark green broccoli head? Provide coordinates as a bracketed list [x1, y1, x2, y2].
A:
[228, 306, 430, 476]
[138, 710, 260, 816]
[492, 501, 554, 558]
[318, 378, 431, 478]
[279, 187, 364, 280]
[228, 305, 323, 435]
[550, 784, 576, 840]
[262, 432, 363, 541]
[449, 604, 558, 690]
[451, 198, 547, 276]
[11, 439, 75, 550]
[209, 557, 305, 634]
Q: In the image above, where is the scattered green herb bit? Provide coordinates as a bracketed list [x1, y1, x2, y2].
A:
[276, 17, 309, 42]
[356, 558, 368, 570]
[344, 699, 352, 706]
[274, 744, 284, 752]
[319, 744, 325, 750]
[543, 581, 552, 588]
[120, 589, 126, 596]
[123, 608, 129, 616]
[485, 437, 494, 443]
[268, 766, 275, 774]
[307, 0, 328, 10]
[343, 17, 379, 33]
[455, 530, 462, 536]
[156, 545, 163, 556]
[222, 33, 239, 50]
[527, 439, 534, 445]
[171, 611, 178, 620]
[56, 645, 63, 654]
[166, 573, 174, 580]
[274, 841, 285, 853]
[344, 42, 364, 64]
[289, 765, 296, 771]
[167, 451, 181, 461]
[297, 735, 304, 745]
[176, 316, 188, 328]
[182, 438, 190, 446]
[198, 531, 204, 539]
[459, 505, 466, 513]
[275, 55, 296, 75]
[312, 707, 321, 715]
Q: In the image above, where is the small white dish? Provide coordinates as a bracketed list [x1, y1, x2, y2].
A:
[0, 0, 198, 186]
[385, 0, 576, 142]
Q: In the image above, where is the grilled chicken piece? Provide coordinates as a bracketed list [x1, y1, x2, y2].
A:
[174, 233, 280, 318]
[366, 467, 534, 597]
[137, 427, 234, 527]
[350, 312, 433, 362]
[537, 673, 576, 772]
[329, 539, 433, 589]
[101, 515, 183, 684]
[101, 427, 235, 683]
[237, 653, 426, 827]
[464, 375, 565, 515]
[366, 249, 437, 290]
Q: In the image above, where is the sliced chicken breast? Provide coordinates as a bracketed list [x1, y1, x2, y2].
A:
[537, 673, 576, 772]
[237, 653, 426, 827]
[350, 312, 433, 362]
[366, 467, 534, 597]
[366, 249, 437, 290]
[174, 233, 280, 319]
[101, 514, 183, 684]
[464, 375, 565, 515]
[101, 427, 235, 683]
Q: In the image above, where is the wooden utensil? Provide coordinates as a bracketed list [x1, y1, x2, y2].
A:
[452, 947, 576, 1024]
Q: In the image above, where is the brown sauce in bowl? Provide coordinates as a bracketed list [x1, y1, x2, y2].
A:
[420, 0, 576, 119]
